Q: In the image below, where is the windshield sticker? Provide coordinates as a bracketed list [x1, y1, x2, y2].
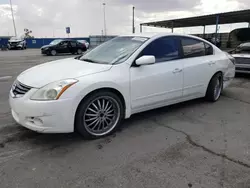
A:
[131, 37, 148, 42]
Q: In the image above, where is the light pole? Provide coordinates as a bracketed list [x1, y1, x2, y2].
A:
[9, 0, 17, 36]
[132, 6, 135, 33]
[103, 3, 107, 36]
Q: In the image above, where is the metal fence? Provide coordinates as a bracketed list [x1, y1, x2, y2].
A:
[89, 35, 116, 48]
[0, 37, 90, 48]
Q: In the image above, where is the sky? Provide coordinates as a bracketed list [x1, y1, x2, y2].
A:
[0, 0, 249, 37]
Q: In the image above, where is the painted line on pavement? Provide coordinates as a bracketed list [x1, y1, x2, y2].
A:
[0, 76, 13, 81]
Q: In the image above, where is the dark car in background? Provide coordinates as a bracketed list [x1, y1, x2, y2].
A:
[230, 42, 250, 74]
[41, 39, 87, 56]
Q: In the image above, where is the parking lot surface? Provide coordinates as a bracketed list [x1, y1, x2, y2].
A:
[1, 49, 250, 188]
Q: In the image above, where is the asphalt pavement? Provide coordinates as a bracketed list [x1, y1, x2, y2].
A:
[1, 49, 250, 188]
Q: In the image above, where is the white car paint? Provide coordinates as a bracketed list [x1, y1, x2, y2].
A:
[232, 54, 250, 58]
[231, 53, 250, 74]
[9, 33, 235, 134]
[78, 40, 89, 48]
[18, 58, 112, 88]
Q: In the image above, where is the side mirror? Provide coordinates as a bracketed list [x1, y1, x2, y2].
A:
[135, 55, 156, 66]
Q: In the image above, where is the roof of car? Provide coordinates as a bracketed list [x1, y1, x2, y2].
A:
[121, 32, 206, 40]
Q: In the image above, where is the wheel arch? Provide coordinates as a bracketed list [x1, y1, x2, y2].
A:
[206, 71, 223, 92]
[74, 87, 128, 130]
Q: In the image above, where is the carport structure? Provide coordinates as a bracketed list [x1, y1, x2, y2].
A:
[140, 9, 250, 39]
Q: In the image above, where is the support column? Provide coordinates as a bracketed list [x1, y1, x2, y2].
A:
[203, 25, 206, 38]
[215, 15, 220, 41]
[171, 21, 174, 33]
[140, 24, 142, 33]
[132, 6, 135, 33]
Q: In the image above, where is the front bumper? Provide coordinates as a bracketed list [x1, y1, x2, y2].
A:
[41, 48, 50, 54]
[9, 88, 75, 133]
[235, 64, 250, 74]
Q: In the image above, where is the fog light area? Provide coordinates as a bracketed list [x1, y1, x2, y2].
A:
[26, 117, 43, 126]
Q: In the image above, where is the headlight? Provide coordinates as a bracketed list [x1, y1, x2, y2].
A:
[30, 79, 78, 100]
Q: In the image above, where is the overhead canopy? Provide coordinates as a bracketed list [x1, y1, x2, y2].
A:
[141, 9, 250, 29]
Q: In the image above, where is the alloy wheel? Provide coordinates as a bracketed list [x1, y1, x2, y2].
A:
[214, 78, 222, 100]
[77, 49, 83, 54]
[83, 96, 120, 136]
[51, 50, 56, 56]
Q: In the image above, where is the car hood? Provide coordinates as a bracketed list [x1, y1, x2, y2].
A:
[17, 58, 112, 88]
[9, 39, 23, 43]
[231, 54, 250, 58]
[41, 44, 54, 49]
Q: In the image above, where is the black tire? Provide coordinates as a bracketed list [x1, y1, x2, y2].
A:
[205, 72, 223, 102]
[51, 49, 57, 56]
[75, 91, 124, 139]
[77, 48, 83, 54]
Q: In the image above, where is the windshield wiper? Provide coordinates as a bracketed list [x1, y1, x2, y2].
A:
[111, 53, 129, 64]
[81, 58, 98, 63]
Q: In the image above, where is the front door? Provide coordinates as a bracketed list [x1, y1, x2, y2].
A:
[130, 36, 183, 111]
[57, 41, 69, 53]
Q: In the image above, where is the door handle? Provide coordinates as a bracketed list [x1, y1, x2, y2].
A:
[208, 61, 216, 65]
[172, 68, 183, 73]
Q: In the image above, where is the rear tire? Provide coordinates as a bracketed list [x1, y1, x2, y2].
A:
[205, 73, 223, 102]
[75, 91, 124, 139]
[77, 49, 83, 54]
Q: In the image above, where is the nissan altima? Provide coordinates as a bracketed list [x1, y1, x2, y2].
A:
[9, 33, 235, 139]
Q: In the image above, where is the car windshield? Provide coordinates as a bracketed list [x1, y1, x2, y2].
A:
[50, 39, 63, 45]
[80, 36, 148, 64]
[10, 36, 23, 41]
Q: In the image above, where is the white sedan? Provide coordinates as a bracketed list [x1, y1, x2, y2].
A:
[77, 40, 89, 49]
[9, 33, 235, 139]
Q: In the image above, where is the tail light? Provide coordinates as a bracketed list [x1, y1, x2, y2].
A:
[229, 56, 236, 65]
[225, 52, 236, 65]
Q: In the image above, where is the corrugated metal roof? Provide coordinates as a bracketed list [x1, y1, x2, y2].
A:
[141, 9, 250, 28]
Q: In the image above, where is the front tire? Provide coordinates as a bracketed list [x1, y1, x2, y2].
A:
[51, 49, 57, 56]
[75, 91, 124, 139]
[205, 73, 223, 102]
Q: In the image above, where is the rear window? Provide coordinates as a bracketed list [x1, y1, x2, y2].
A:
[205, 43, 213, 55]
[181, 38, 206, 58]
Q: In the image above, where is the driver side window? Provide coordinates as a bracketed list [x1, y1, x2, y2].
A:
[60, 41, 68, 47]
[140, 37, 180, 63]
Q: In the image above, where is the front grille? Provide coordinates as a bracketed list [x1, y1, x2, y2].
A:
[236, 67, 250, 72]
[10, 42, 18, 46]
[12, 81, 32, 96]
[235, 57, 250, 65]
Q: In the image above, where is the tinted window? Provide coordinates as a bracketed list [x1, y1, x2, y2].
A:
[140, 37, 180, 63]
[205, 43, 213, 55]
[70, 41, 77, 47]
[60, 41, 68, 47]
[181, 38, 205, 58]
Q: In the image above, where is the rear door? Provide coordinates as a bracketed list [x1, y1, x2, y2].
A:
[180, 37, 217, 97]
[69, 41, 77, 53]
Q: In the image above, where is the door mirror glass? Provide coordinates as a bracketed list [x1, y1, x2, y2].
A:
[135, 55, 155, 66]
